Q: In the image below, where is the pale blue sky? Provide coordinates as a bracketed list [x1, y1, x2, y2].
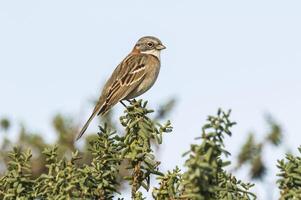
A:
[1, 1, 301, 199]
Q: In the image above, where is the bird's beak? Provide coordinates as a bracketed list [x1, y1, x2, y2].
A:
[156, 44, 166, 50]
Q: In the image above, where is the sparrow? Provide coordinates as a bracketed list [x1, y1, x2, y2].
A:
[76, 36, 166, 140]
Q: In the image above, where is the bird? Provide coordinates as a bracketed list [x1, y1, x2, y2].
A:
[76, 36, 166, 140]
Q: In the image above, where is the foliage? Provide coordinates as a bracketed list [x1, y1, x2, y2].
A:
[152, 167, 182, 199]
[235, 115, 283, 180]
[0, 100, 300, 199]
[0, 148, 33, 199]
[32, 126, 121, 199]
[277, 147, 301, 199]
[0, 100, 173, 199]
[0, 98, 175, 177]
[0, 128, 123, 199]
[120, 100, 172, 198]
[178, 110, 255, 200]
[0, 118, 10, 132]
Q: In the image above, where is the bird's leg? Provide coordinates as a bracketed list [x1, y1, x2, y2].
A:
[128, 99, 138, 105]
[125, 99, 132, 105]
[120, 100, 127, 108]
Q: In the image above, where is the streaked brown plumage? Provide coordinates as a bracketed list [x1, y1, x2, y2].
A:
[76, 36, 166, 140]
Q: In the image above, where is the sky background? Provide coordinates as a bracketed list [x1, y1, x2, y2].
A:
[1, 1, 301, 199]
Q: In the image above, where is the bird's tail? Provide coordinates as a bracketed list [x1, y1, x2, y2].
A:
[75, 110, 98, 141]
[75, 102, 110, 141]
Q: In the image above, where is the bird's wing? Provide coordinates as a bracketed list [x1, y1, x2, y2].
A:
[75, 54, 149, 140]
[98, 53, 149, 114]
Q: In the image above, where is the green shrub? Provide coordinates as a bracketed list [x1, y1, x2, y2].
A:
[1, 99, 298, 199]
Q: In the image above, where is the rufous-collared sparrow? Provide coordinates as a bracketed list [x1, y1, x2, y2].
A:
[76, 36, 166, 140]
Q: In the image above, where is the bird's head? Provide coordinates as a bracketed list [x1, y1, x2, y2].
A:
[133, 36, 166, 58]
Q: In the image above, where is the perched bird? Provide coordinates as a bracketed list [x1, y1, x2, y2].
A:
[76, 36, 166, 140]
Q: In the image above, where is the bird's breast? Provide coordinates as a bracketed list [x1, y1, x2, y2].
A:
[125, 59, 160, 99]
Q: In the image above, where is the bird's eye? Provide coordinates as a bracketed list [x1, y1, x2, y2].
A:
[147, 42, 154, 47]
